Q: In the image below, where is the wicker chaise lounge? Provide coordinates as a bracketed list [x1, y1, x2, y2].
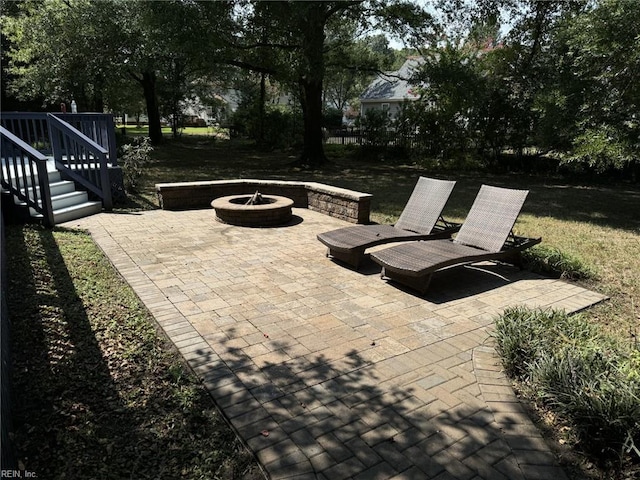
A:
[370, 185, 541, 294]
[317, 176, 460, 269]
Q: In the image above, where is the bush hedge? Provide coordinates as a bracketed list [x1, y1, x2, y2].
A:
[493, 307, 640, 463]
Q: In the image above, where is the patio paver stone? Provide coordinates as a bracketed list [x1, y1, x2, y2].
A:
[65, 207, 605, 479]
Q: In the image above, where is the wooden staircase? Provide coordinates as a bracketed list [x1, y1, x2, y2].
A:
[2, 159, 103, 224]
[1, 113, 117, 227]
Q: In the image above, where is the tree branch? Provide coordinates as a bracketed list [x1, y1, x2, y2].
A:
[230, 40, 302, 51]
[128, 69, 143, 84]
[324, 1, 365, 21]
[325, 63, 414, 82]
[225, 59, 279, 76]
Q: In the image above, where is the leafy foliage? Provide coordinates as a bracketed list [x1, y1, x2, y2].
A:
[494, 307, 640, 465]
[323, 107, 344, 129]
[2, 0, 639, 176]
[407, 44, 486, 158]
[360, 108, 392, 148]
[567, 126, 637, 175]
[551, 0, 640, 178]
[370, 0, 639, 178]
[1, 0, 124, 110]
[120, 136, 153, 192]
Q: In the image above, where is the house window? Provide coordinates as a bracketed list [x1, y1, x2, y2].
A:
[381, 103, 390, 112]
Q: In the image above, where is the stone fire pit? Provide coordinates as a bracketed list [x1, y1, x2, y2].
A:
[211, 192, 294, 227]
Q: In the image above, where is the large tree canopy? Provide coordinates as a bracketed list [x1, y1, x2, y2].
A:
[223, 0, 435, 166]
[2, 0, 122, 112]
[2, 0, 432, 157]
[2, 0, 234, 144]
[3, 0, 636, 176]
[398, 0, 639, 177]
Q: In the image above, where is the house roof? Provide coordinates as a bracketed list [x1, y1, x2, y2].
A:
[360, 57, 424, 103]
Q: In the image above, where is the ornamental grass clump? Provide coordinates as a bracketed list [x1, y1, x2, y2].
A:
[521, 244, 596, 280]
[494, 307, 640, 464]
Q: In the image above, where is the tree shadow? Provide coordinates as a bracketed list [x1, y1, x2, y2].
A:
[6, 226, 258, 479]
[193, 324, 563, 479]
[444, 175, 640, 234]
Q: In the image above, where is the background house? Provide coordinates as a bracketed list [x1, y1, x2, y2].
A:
[359, 57, 423, 120]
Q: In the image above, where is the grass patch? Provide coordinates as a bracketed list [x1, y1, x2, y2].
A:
[117, 125, 225, 138]
[6, 224, 262, 479]
[522, 244, 597, 280]
[494, 307, 640, 473]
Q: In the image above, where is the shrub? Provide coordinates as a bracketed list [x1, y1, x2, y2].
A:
[532, 350, 640, 458]
[261, 108, 302, 149]
[494, 307, 640, 463]
[493, 308, 586, 377]
[323, 107, 343, 129]
[119, 136, 153, 192]
[360, 109, 392, 148]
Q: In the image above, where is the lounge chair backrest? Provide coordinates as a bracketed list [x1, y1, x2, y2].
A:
[454, 185, 529, 252]
[395, 177, 456, 234]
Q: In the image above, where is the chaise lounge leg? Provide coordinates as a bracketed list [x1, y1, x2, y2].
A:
[502, 251, 523, 269]
[419, 274, 433, 294]
[327, 247, 364, 270]
[380, 269, 434, 295]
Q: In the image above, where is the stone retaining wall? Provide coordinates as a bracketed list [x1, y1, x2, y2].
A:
[155, 179, 372, 224]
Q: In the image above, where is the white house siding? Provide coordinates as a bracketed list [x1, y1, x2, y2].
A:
[359, 57, 424, 121]
[361, 101, 403, 119]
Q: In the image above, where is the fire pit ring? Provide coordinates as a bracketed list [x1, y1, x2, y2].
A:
[211, 193, 294, 227]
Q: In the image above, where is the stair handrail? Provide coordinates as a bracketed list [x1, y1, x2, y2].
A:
[0, 112, 51, 154]
[47, 114, 113, 210]
[1, 112, 117, 165]
[0, 126, 55, 227]
[52, 113, 118, 165]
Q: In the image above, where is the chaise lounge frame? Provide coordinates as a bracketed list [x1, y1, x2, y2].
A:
[317, 177, 461, 269]
[370, 185, 542, 294]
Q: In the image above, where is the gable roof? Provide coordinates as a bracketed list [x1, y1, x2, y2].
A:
[360, 57, 424, 103]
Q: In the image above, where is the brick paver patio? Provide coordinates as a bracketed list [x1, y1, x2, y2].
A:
[66, 207, 607, 480]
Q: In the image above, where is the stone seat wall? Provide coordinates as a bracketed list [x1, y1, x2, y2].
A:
[155, 179, 372, 224]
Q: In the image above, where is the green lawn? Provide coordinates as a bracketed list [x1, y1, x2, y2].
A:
[5, 225, 263, 480]
[117, 124, 224, 137]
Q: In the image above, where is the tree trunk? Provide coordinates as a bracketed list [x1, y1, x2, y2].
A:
[297, 3, 328, 167]
[140, 70, 163, 145]
[93, 94, 105, 113]
[299, 78, 327, 167]
[259, 72, 266, 144]
[93, 73, 106, 112]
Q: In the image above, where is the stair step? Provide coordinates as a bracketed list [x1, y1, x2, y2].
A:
[28, 191, 89, 215]
[6, 169, 61, 187]
[32, 201, 103, 224]
[14, 180, 76, 204]
[47, 180, 77, 197]
[4, 157, 103, 225]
